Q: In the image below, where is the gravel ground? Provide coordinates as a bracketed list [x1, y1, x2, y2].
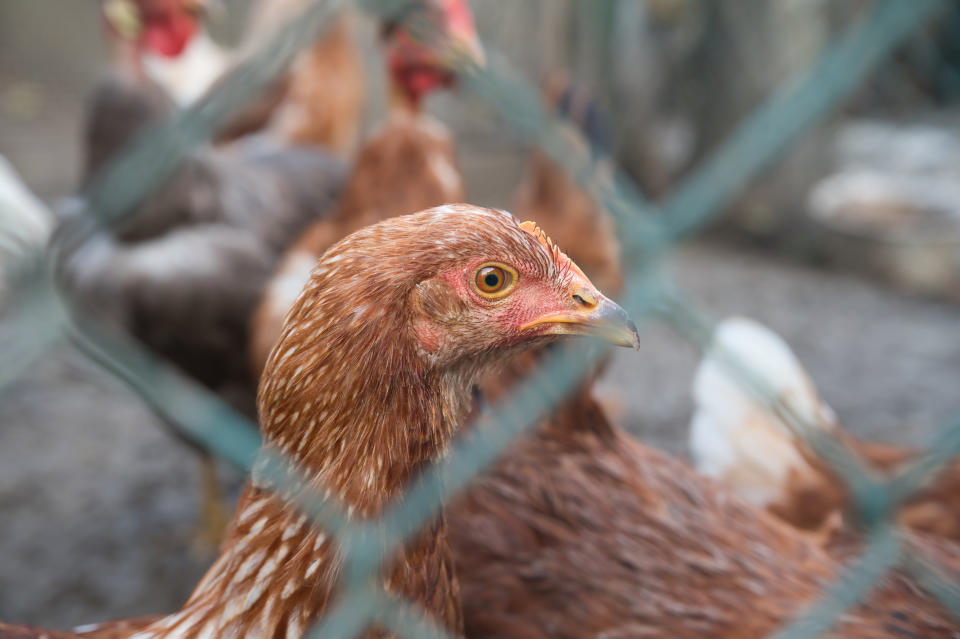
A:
[2, 242, 959, 630]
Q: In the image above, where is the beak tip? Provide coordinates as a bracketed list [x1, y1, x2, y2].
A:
[592, 298, 639, 350]
[628, 321, 641, 350]
[457, 36, 485, 69]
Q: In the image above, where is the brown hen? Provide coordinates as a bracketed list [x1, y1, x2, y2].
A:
[451, 406, 960, 638]
[0, 205, 637, 638]
[240, 3, 365, 155]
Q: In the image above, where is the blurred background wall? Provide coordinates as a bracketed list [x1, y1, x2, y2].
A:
[6, 1, 960, 296]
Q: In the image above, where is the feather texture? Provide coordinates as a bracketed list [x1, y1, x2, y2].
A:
[0, 204, 623, 639]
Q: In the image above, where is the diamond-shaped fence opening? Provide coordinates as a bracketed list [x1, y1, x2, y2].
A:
[1, 0, 957, 637]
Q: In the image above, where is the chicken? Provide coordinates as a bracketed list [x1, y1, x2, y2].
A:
[239, 2, 365, 155]
[67, 1, 347, 547]
[101, 0, 229, 108]
[75, 37, 347, 413]
[450, 318, 960, 636]
[0, 204, 639, 639]
[248, 0, 483, 375]
[101, 0, 364, 153]
[691, 316, 960, 545]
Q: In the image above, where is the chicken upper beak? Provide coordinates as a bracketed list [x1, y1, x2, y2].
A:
[521, 286, 640, 350]
[445, 24, 485, 69]
[103, 0, 143, 41]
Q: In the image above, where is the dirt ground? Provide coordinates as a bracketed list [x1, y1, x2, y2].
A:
[2, 0, 960, 632]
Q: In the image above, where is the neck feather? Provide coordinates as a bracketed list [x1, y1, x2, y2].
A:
[136, 313, 471, 638]
[258, 300, 471, 514]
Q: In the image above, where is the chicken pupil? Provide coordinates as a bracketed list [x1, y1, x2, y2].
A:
[484, 272, 500, 287]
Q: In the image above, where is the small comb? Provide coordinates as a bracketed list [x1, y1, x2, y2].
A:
[519, 220, 567, 266]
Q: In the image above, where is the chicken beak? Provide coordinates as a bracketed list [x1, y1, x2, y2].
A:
[446, 26, 485, 69]
[521, 286, 640, 350]
[103, 0, 143, 41]
[434, 0, 485, 70]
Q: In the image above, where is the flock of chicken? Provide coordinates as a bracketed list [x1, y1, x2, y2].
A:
[2, 0, 960, 637]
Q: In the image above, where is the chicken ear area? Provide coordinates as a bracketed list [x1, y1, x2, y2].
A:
[409, 276, 470, 354]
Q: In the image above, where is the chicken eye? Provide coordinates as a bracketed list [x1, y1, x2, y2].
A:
[473, 263, 517, 299]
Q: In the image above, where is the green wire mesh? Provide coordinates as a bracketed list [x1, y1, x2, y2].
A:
[0, 0, 956, 637]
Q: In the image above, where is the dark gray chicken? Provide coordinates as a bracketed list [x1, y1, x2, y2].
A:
[58, 66, 345, 545]
[68, 69, 345, 414]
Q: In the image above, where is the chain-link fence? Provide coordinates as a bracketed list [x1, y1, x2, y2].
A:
[2, 0, 959, 637]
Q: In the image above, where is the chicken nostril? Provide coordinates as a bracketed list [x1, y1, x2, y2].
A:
[572, 294, 589, 308]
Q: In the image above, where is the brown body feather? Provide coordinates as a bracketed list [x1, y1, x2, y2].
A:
[767, 429, 960, 551]
[221, 10, 365, 154]
[264, 12, 365, 156]
[450, 402, 960, 638]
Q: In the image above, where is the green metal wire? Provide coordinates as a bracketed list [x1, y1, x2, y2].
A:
[0, 0, 956, 637]
[65, 313, 262, 471]
[901, 552, 960, 616]
[375, 596, 460, 639]
[313, 2, 955, 636]
[659, 0, 947, 242]
[0, 260, 68, 392]
[773, 526, 902, 639]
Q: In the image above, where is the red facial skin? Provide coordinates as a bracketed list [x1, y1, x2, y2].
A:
[422, 257, 583, 352]
[104, 0, 200, 58]
[141, 7, 198, 57]
[387, 0, 481, 106]
[387, 32, 456, 106]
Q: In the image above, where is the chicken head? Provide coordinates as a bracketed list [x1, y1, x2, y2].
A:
[102, 0, 205, 58]
[383, 0, 484, 106]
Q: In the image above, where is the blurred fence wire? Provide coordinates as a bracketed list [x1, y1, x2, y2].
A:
[0, 0, 957, 637]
